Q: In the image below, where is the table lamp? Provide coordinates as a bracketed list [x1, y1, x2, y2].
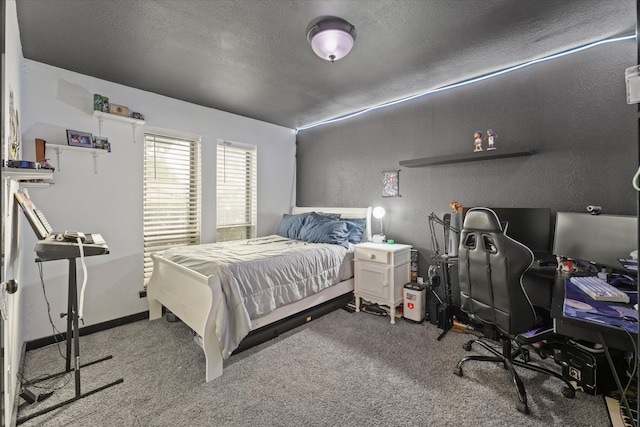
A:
[372, 207, 386, 243]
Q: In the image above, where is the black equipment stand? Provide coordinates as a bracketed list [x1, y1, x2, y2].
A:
[428, 212, 460, 341]
[17, 254, 122, 424]
[435, 256, 458, 341]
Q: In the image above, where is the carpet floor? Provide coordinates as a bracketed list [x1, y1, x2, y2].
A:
[16, 308, 612, 426]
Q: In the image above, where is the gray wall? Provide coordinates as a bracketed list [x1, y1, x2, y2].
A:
[296, 40, 637, 286]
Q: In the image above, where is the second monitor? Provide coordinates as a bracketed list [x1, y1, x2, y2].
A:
[553, 212, 636, 272]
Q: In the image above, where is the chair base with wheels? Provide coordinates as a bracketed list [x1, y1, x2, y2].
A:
[453, 327, 576, 414]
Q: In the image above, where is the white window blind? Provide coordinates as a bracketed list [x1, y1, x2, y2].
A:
[143, 132, 201, 285]
[216, 140, 257, 242]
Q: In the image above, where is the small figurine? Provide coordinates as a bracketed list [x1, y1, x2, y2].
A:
[450, 200, 463, 213]
[485, 129, 497, 150]
[473, 131, 483, 152]
[38, 158, 55, 171]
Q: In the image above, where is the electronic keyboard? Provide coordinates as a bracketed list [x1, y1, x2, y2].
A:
[35, 233, 109, 261]
[14, 190, 109, 261]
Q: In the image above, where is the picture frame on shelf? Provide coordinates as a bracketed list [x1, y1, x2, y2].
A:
[109, 103, 129, 116]
[93, 94, 103, 111]
[93, 136, 111, 152]
[66, 129, 93, 148]
[101, 96, 110, 112]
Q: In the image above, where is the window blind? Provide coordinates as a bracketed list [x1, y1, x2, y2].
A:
[216, 140, 257, 242]
[143, 132, 201, 285]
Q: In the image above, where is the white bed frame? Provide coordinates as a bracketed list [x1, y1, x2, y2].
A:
[148, 206, 372, 382]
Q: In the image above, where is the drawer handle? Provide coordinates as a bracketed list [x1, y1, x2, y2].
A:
[368, 253, 375, 259]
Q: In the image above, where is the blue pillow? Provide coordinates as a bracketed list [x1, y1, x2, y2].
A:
[276, 213, 309, 239]
[298, 217, 350, 247]
[343, 218, 366, 244]
[309, 211, 341, 220]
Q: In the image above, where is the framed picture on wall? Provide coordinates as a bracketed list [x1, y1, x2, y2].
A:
[66, 129, 94, 148]
[382, 169, 400, 197]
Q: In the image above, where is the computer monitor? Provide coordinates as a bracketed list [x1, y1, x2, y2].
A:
[462, 207, 552, 255]
[552, 212, 637, 272]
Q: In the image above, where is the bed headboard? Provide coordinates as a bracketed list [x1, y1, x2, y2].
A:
[290, 206, 373, 242]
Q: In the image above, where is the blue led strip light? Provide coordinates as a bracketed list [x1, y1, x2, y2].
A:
[296, 34, 636, 133]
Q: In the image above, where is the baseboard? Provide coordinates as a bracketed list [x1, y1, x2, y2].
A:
[25, 311, 149, 351]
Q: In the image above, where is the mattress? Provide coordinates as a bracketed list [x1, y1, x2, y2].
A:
[161, 234, 354, 357]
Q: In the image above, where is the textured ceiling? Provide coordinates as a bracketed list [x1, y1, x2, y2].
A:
[15, 0, 636, 130]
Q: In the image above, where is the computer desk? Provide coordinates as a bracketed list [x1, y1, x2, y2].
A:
[549, 273, 637, 353]
[525, 265, 637, 351]
[544, 269, 637, 425]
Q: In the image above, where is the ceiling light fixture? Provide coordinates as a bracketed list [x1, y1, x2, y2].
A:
[307, 17, 357, 63]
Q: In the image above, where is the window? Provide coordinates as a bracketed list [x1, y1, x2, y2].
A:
[216, 140, 257, 242]
[143, 131, 201, 285]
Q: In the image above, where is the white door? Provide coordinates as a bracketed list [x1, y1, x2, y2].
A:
[2, 178, 22, 427]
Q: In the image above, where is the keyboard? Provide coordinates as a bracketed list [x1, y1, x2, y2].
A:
[35, 233, 109, 261]
[569, 276, 630, 303]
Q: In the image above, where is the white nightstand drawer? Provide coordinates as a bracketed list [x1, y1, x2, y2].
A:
[355, 247, 390, 264]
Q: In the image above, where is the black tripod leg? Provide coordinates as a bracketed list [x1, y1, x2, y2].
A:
[436, 305, 454, 341]
[437, 323, 451, 340]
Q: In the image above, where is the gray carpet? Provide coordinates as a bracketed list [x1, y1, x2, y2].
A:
[17, 309, 611, 426]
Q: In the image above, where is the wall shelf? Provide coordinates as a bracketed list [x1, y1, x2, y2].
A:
[2, 168, 54, 187]
[19, 182, 52, 188]
[92, 110, 146, 126]
[2, 168, 54, 180]
[50, 144, 109, 174]
[399, 145, 533, 168]
[93, 110, 145, 143]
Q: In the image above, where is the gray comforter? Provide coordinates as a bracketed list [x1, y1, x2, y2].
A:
[161, 235, 353, 357]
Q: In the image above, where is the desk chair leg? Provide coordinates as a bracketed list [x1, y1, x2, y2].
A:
[502, 340, 529, 413]
[455, 338, 530, 413]
[464, 338, 504, 360]
[455, 354, 503, 368]
[510, 358, 576, 398]
[453, 337, 574, 414]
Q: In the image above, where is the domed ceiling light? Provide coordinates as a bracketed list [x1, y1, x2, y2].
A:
[307, 17, 357, 63]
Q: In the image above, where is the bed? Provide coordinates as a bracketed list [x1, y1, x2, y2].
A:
[147, 206, 372, 382]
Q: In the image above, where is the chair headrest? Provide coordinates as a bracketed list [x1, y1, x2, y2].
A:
[463, 207, 502, 232]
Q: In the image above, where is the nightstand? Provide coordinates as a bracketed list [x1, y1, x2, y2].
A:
[354, 242, 412, 324]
